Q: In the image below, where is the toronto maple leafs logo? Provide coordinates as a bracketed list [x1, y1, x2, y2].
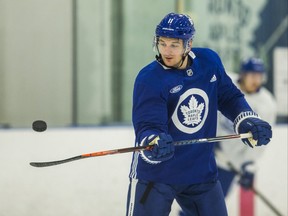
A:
[180, 95, 204, 126]
[171, 88, 209, 134]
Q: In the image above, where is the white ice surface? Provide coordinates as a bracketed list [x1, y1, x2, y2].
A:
[0, 125, 287, 216]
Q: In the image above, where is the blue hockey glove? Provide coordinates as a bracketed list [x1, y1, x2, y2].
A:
[235, 112, 272, 148]
[239, 161, 255, 189]
[140, 133, 174, 164]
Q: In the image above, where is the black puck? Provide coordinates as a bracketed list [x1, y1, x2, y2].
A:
[32, 120, 47, 132]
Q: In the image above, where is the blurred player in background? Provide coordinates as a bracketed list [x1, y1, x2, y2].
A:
[126, 13, 272, 216]
[215, 57, 277, 197]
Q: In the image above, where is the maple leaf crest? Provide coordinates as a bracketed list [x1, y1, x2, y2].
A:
[180, 95, 204, 126]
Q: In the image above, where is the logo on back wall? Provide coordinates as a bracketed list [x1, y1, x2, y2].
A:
[172, 88, 209, 134]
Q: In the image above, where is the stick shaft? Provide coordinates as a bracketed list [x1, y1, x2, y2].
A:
[30, 133, 251, 168]
[174, 133, 251, 146]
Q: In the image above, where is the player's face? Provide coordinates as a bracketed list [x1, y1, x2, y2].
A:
[157, 37, 186, 68]
[241, 72, 263, 93]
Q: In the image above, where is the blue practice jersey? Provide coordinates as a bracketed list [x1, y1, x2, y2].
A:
[129, 48, 253, 184]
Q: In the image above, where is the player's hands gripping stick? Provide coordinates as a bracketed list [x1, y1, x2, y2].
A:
[140, 133, 175, 164]
[238, 117, 272, 148]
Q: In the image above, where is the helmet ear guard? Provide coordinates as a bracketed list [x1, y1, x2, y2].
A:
[184, 39, 192, 55]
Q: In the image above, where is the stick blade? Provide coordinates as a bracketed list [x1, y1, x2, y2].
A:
[30, 155, 83, 168]
[30, 162, 56, 167]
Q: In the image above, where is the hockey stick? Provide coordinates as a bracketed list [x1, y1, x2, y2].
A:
[29, 133, 251, 168]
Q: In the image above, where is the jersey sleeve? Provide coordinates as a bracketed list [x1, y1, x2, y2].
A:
[217, 69, 253, 122]
[132, 78, 169, 144]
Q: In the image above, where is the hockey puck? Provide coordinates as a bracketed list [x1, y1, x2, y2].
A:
[32, 120, 47, 132]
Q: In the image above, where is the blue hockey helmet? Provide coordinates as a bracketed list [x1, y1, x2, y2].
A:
[240, 57, 265, 74]
[155, 13, 196, 42]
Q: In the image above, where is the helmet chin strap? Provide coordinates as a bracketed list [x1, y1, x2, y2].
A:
[176, 53, 188, 69]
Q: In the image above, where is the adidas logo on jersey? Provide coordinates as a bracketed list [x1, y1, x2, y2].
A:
[210, 74, 217, 82]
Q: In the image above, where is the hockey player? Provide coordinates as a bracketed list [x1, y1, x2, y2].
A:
[126, 13, 272, 216]
[215, 58, 277, 196]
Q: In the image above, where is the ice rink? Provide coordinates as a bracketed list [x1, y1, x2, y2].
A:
[0, 124, 287, 216]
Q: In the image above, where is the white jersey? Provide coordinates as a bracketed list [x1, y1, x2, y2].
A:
[215, 73, 277, 171]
